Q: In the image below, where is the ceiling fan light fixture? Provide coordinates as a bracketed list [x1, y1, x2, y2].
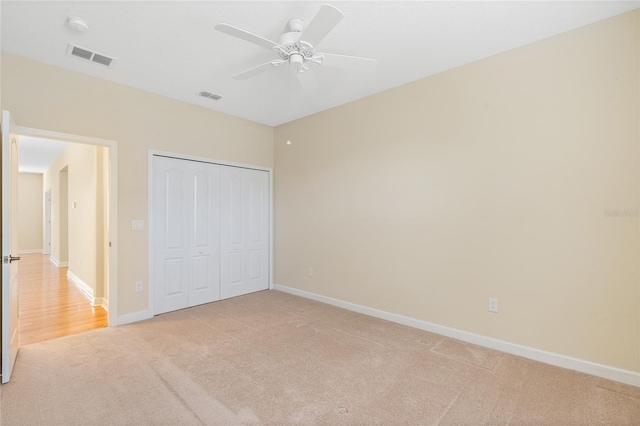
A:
[289, 53, 307, 72]
[66, 16, 90, 33]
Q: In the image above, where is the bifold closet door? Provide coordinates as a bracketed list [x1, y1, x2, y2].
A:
[220, 166, 269, 299]
[153, 156, 220, 315]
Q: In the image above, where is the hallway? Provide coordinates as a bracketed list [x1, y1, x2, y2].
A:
[18, 253, 107, 346]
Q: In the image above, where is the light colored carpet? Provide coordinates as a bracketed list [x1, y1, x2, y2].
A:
[1, 290, 638, 425]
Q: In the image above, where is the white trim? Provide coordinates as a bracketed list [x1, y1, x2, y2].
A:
[148, 153, 155, 318]
[67, 270, 110, 310]
[17, 126, 116, 148]
[18, 249, 42, 254]
[17, 126, 118, 327]
[117, 310, 152, 326]
[147, 149, 274, 317]
[93, 297, 109, 312]
[49, 256, 68, 268]
[148, 149, 272, 173]
[269, 169, 274, 290]
[273, 284, 640, 388]
[67, 269, 94, 303]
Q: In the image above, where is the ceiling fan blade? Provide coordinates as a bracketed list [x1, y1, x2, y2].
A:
[232, 61, 275, 80]
[299, 4, 344, 48]
[215, 23, 285, 51]
[319, 53, 377, 72]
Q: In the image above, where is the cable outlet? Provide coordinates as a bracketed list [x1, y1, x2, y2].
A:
[307, 267, 314, 277]
[135, 281, 143, 292]
[488, 298, 499, 313]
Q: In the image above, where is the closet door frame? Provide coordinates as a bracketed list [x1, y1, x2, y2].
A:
[148, 150, 273, 316]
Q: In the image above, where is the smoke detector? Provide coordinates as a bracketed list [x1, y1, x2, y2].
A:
[66, 16, 90, 33]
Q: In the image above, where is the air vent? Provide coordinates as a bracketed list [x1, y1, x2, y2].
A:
[199, 91, 222, 101]
[66, 43, 116, 68]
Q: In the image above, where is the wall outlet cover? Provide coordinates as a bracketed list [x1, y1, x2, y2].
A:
[488, 298, 499, 313]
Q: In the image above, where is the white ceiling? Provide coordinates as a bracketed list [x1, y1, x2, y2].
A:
[18, 136, 69, 174]
[1, 1, 638, 126]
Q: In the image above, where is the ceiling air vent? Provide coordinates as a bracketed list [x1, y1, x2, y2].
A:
[66, 43, 116, 68]
[199, 91, 222, 101]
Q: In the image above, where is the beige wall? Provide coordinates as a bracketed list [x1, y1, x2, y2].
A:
[42, 143, 110, 302]
[17, 172, 43, 251]
[1, 52, 274, 316]
[68, 144, 98, 296]
[274, 10, 640, 372]
[96, 147, 108, 301]
[58, 169, 68, 263]
[44, 158, 68, 265]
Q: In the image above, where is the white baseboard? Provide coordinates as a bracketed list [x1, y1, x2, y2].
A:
[66, 270, 110, 311]
[49, 256, 68, 268]
[67, 270, 94, 302]
[18, 249, 42, 254]
[93, 297, 109, 312]
[117, 310, 152, 326]
[273, 284, 640, 388]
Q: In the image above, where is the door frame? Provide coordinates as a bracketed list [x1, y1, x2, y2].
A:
[43, 188, 51, 255]
[17, 126, 119, 326]
[148, 149, 273, 316]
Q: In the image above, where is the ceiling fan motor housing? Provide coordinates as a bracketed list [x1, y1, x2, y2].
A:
[278, 31, 302, 52]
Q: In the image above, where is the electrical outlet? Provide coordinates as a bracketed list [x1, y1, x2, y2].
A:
[488, 298, 499, 313]
[135, 281, 143, 292]
[307, 267, 314, 277]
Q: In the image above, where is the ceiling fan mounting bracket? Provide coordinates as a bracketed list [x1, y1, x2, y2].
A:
[287, 18, 304, 33]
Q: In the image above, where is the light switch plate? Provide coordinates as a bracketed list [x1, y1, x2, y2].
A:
[131, 220, 144, 231]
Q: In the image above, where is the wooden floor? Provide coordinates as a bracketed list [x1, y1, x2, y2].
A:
[18, 253, 108, 346]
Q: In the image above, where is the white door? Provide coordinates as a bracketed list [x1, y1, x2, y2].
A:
[44, 189, 51, 255]
[188, 161, 220, 307]
[220, 167, 269, 299]
[153, 156, 221, 314]
[2, 110, 20, 384]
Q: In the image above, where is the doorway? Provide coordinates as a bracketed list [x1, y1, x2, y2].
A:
[17, 141, 111, 345]
[14, 125, 118, 332]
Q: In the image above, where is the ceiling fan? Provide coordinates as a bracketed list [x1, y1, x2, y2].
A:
[215, 4, 377, 81]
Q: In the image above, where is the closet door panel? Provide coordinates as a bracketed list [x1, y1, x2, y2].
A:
[153, 157, 190, 314]
[188, 163, 220, 306]
[220, 166, 269, 299]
